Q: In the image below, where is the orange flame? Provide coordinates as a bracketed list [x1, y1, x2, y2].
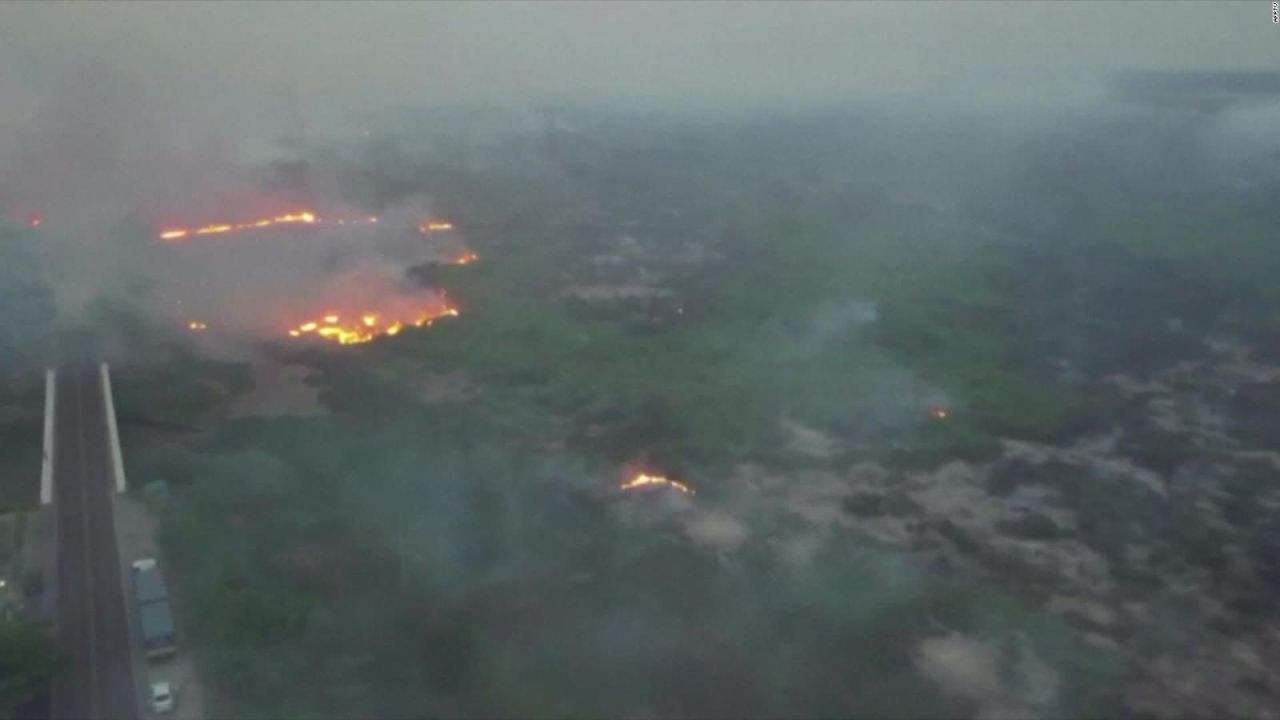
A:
[195, 224, 233, 235]
[156, 210, 369, 241]
[419, 221, 454, 233]
[187, 321, 208, 331]
[620, 473, 695, 495]
[452, 252, 479, 265]
[287, 305, 459, 346]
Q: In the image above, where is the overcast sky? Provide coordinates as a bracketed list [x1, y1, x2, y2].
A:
[2, 1, 1277, 115]
[2, 1, 1276, 327]
[0, 0, 1276, 208]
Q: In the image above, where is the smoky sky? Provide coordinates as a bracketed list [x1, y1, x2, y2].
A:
[2, 1, 1277, 119]
[2, 1, 1277, 331]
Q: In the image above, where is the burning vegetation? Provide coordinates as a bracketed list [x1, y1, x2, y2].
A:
[151, 203, 477, 349]
[286, 305, 460, 346]
[158, 211, 380, 241]
[620, 472, 696, 495]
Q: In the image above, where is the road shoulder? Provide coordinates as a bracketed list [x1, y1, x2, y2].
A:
[114, 492, 206, 720]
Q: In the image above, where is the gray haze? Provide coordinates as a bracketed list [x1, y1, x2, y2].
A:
[1, 1, 1274, 220]
[2, 1, 1277, 328]
[5, 3, 1280, 719]
[2, 1, 1277, 114]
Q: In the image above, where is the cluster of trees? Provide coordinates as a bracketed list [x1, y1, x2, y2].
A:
[0, 618, 58, 717]
[0, 224, 57, 394]
[132, 103, 1280, 716]
[141, 416, 1120, 718]
[0, 224, 55, 507]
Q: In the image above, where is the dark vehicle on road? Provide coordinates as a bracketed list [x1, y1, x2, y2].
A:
[131, 558, 176, 660]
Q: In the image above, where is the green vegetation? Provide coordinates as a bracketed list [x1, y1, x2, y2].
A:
[118, 112, 1280, 718]
[112, 350, 251, 429]
[142, 424, 1109, 717]
[127, 190, 1123, 715]
[390, 204, 1085, 467]
[0, 224, 56, 510]
[0, 224, 58, 387]
[0, 618, 58, 716]
[1100, 199, 1280, 317]
[0, 420, 41, 511]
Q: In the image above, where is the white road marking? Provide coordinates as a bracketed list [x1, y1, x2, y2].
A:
[99, 363, 127, 493]
[42, 368, 56, 505]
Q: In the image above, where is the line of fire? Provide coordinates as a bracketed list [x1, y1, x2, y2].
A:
[157, 211, 459, 242]
[159, 208, 475, 346]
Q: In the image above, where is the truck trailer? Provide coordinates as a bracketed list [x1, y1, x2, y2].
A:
[131, 558, 177, 660]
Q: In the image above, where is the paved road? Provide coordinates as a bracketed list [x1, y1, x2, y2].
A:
[50, 366, 138, 720]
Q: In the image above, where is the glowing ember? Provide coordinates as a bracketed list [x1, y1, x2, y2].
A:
[287, 305, 458, 346]
[419, 221, 454, 233]
[29, 215, 42, 227]
[187, 321, 208, 331]
[930, 406, 949, 420]
[620, 473, 695, 495]
[157, 210, 382, 241]
[195, 224, 233, 235]
[452, 252, 479, 265]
